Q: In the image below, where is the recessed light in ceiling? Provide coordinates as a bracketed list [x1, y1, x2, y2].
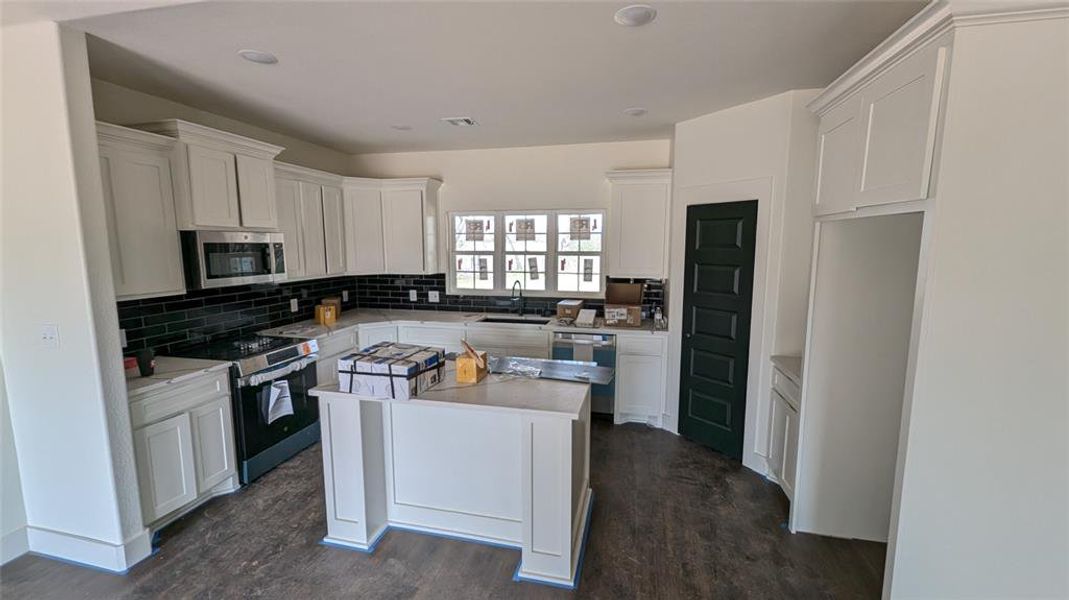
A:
[237, 49, 278, 65]
[441, 117, 478, 127]
[614, 4, 657, 27]
[391, 124, 413, 131]
[623, 107, 648, 117]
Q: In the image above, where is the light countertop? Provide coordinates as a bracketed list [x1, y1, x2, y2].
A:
[771, 355, 803, 385]
[311, 363, 589, 419]
[259, 308, 668, 341]
[126, 356, 231, 399]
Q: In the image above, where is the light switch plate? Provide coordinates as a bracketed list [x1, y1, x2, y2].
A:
[290, 298, 299, 313]
[342, 290, 349, 302]
[119, 329, 128, 348]
[428, 291, 440, 303]
[40, 323, 59, 348]
[408, 290, 418, 302]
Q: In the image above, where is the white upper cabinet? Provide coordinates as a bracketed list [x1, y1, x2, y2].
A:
[97, 123, 185, 300]
[275, 162, 347, 281]
[606, 169, 672, 279]
[343, 180, 386, 275]
[300, 181, 327, 278]
[380, 178, 442, 275]
[810, 33, 952, 215]
[136, 120, 283, 230]
[856, 40, 950, 207]
[814, 95, 863, 216]
[322, 185, 346, 276]
[236, 155, 278, 228]
[275, 177, 305, 278]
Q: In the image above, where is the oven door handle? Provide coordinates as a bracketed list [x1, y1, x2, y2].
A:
[239, 354, 318, 388]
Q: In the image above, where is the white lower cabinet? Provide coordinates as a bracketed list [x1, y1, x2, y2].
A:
[134, 413, 198, 522]
[130, 368, 238, 529]
[397, 324, 465, 355]
[358, 324, 398, 349]
[767, 363, 801, 500]
[465, 327, 550, 359]
[316, 327, 361, 388]
[614, 334, 668, 426]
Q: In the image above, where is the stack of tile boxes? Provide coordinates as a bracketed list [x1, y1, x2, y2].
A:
[337, 342, 445, 400]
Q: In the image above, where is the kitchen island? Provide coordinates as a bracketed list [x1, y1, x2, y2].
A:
[310, 365, 593, 589]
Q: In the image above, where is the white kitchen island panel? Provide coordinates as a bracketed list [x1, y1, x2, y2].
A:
[312, 371, 592, 589]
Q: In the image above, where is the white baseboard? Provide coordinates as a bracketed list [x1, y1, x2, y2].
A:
[1, 527, 29, 564]
[23, 526, 151, 573]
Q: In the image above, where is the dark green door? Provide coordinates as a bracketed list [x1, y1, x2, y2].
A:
[678, 201, 758, 460]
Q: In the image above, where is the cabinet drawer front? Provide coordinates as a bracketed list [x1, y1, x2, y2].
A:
[772, 368, 801, 406]
[466, 328, 550, 350]
[130, 370, 230, 429]
[617, 334, 666, 356]
[317, 328, 359, 358]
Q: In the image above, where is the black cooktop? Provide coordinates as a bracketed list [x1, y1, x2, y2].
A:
[172, 335, 299, 361]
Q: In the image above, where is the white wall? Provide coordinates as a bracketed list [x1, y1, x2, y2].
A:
[887, 16, 1069, 598]
[0, 363, 28, 563]
[91, 78, 352, 174]
[668, 89, 818, 473]
[1, 22, 149, 571]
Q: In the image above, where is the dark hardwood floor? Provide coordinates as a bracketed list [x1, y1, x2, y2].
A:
[1, 420, 886, 599]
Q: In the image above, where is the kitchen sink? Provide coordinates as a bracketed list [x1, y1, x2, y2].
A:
[479, 316, 551, 325]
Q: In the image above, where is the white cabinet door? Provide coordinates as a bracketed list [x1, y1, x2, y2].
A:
[300, 181, 327, 277]
[189, 397, 236, 493]
[856, 42, 949, 207]
[615, 353, 665, 422]
[767, 390, 788, 481]
[782, 400, 799, 500]
[275, 178, 305, 278]
[345, 186, 386, 274]
[186, 144, 240, 228]
[611, 182, 670, 278]
[134, 412, 198, 523]
[322, 185, 346, 275]
[397, 325, 464, 354]
[358, 324, 397, 349]
[317, 355, 340, 387]
[235, 154, 277, 228]
[382, 188, 425, 274]
[99, 147, 185, 300]
[814, 95, 863, 216]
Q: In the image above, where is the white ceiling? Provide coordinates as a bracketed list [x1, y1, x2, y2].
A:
[68, 1, 926, 154]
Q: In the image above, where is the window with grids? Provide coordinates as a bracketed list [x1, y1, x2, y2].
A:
[449, 210, 605, 296]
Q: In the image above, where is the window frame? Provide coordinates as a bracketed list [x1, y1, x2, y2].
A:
[447, 209, 607, 298]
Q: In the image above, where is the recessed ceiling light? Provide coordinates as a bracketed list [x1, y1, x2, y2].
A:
[441, 117, 478, 127]
[237, 49, 278, 65]
[390, 124, 413, 131]
[614, 4, 657, 27]
[623, 107, 648, 117]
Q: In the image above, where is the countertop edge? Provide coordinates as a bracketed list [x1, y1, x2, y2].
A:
[126, 358, 233, 400]
[310, 385, 584, 420]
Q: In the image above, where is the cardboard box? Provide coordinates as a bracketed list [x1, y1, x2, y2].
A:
[603, 282, 644, 328]
[337, 343, 444, 399]
[556, 299, 585, 319]
[456, 351, 488, 384]
[321, 296, 342, 316]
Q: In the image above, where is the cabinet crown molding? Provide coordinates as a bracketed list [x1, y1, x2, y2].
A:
[275, 161, 344, 186]
[808, 1, 1069, 115]
[134, 119, 285, 158]
[341, 176, 384, 190]
[96, 121, 176, 153]
[606, 168, 673, 184]
[380, 177, 442, 191]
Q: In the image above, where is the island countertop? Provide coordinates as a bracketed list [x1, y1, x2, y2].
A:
[311, 363, 589, 420]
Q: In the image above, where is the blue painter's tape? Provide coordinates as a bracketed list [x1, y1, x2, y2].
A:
[512, 491, 595, 591]
[320, 526, 388, 555]
[27, 552, 129, 576]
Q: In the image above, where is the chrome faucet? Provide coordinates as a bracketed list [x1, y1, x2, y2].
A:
[511, 280, 525, 316]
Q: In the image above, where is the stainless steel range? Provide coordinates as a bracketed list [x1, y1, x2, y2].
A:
[173, 335, 320, 484]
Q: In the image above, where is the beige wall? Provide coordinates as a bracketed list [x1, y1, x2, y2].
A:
[887, 16, 1069, 598]
[91, 78, 352, 173]
[668, 89, 819, 473]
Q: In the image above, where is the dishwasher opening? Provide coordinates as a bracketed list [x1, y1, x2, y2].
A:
[551, 332, 616, 416]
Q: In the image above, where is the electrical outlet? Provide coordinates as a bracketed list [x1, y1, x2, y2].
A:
[428, 291, 440, 303]
[119, 329, 128, 348]
[408, 289, 418, 302]
[40, 324, 59, 348]
[342, 290, 349, 302]
[290, 298, 299, 313]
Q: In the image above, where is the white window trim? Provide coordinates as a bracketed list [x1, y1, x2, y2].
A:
[446, 209, 607, 298]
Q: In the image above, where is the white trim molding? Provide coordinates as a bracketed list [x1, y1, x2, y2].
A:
[1, 527, 29, 565]
[23, 526, 152, 573]
[134, 119, 285, 158]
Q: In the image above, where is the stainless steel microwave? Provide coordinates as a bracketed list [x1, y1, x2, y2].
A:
[180, 231, 287, 289]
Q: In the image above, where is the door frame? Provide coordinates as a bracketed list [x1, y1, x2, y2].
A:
[665, 177, 780, 475]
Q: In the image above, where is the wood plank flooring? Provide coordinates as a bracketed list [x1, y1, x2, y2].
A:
[1, 420, 886, 599]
